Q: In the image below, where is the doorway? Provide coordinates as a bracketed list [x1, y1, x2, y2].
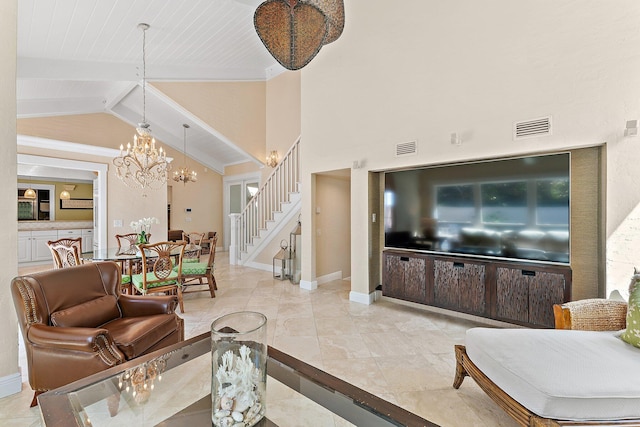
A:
[223, 172, 260, 250]
[17, 153, 108, 250]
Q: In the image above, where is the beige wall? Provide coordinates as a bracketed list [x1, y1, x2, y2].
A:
[152, 82, 266, 163]
[315, 172, 351, 278]
[0, 0, 19, 394]
[300, 0, 640, 298]
[168, 170, 223, 239]
[266, 71, 301, 156]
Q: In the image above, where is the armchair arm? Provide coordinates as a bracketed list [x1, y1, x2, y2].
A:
[27, 324, 125, 364]
[553, 298, 627, 331]
[118, 293, 178, 317]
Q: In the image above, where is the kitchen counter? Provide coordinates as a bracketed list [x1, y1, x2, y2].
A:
[18, 221, 93, 231]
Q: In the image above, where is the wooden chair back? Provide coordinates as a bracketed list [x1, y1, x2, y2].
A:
[47, 238, 82, 269]
[137, 240, 186, 312]
[183, 232, 205, 261]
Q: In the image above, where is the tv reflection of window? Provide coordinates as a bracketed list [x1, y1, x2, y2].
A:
[383, 190, 394, 230]
[481, 181, 527, 225]
[435, 185, 474, 224]
[536, 179, 569, 225]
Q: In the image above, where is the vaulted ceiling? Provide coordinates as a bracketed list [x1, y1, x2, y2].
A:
[17, 0, 284, 174]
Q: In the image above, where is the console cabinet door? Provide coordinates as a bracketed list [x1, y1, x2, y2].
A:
[458, 263, 487, 316]
[403, 256, 426, 303]
[383, 253, 404, 299]
[495, 268, 529, 324]
[383, 253, 426, 303]
[434, 260, 486, 315]
[433, 260, 460, 309]
[528, 271, 566, 327]
[496, 267, 567, 327]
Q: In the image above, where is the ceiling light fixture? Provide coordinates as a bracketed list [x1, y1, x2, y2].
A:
[24, 177, 37, 199]
[172, 124, 197, 185]
[254, 0, 345, 70]
[113, 23, 170, 196]
[59, 189, 71, 200]
[266, 150, 278, 168]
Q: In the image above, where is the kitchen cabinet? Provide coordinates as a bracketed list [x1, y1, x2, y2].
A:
[81, 229, 93, 252]
[19, 230, 58, 263]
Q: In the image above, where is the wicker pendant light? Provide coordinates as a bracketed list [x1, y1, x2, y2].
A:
[254, 0, 344, 71]
[306, 0, 344, 44]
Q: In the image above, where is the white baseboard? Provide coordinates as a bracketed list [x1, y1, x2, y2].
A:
[349, 290, 378, 305]
[300, 280, 317, 290]
[243, 261, 272, 273]
[316, 271, 342, 285]
[0, 372, 22, 399]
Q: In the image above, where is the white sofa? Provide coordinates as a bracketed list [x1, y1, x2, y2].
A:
[454, 299, 640, 426]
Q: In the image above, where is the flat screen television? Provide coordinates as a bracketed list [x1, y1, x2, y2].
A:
[384, 152, 570, 264]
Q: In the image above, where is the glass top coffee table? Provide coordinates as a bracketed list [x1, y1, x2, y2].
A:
[38, 332, 436, 427]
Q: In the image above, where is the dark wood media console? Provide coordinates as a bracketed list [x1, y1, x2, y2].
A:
[382, 250, 572, 328]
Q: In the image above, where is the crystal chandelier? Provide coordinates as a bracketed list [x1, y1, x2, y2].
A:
[266, 150, 278, 168]
[172, 124, 197, 184]
[113, 23, 170, 195]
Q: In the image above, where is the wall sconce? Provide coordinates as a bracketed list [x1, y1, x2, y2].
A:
[266, 150, 278, 168]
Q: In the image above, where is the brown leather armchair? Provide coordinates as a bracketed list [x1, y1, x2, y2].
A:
[11, 261, 184, 406]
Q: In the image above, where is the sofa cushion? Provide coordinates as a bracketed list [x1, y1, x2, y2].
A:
[466, 327, 640, 421]
[50, 295, 121, 328]
[102, 314, 179, 359]
[621, 277, 640, 348]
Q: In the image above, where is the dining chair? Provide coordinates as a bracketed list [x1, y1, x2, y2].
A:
[115, 233, 140, 293]
[47, 237, 82, 269]
[132, 241, 187, 313]
[182, 231, 205, 262]
[178, 234, 218, 298]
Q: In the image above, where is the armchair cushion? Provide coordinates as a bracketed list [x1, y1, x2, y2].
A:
[50, 295, 121, 328]
[102, 314, 180, 359]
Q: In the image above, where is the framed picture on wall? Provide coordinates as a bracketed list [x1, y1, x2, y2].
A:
[60, 198, 93, 210]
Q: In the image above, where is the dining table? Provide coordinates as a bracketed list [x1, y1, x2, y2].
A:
[81, 244, 201, 292]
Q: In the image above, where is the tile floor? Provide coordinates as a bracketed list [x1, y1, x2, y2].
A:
[2, 253, 518, 427]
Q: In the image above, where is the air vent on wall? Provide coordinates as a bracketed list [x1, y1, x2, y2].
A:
[513, 116, 552, 140]
[395, 140, 417, 157]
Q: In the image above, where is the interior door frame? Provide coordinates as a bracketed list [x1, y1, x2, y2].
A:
[222, 171, 261, 250]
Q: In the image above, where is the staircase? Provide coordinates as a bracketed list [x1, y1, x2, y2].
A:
[230, 138, 301, 265]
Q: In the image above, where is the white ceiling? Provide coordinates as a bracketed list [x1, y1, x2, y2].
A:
[17, 0, 284, 174]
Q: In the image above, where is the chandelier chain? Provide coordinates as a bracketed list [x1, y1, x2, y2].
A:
[141, 24, 147, 124]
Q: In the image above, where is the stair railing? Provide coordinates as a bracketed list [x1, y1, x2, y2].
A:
[232, 138, 300, 263]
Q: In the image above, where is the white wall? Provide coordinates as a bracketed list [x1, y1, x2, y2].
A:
[300, 0, 640, 299]
[0, 0, 20, 398]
